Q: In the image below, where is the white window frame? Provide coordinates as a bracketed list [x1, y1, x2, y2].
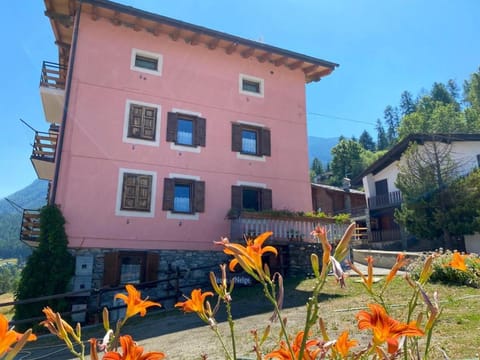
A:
[123, 99, 161, 147]
[170, 108, 202, 153]
[166, 173, 200, 220]
[239, 73, 264, 98]
[130, 48, 163, 76]
[115, 168, 157, 218]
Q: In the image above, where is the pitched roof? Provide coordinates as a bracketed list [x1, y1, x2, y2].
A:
[352, 133, 480, 185]
[45, 0, 338, 83]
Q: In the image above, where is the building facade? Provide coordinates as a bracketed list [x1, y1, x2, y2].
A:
[24, 0, 338, 298]
[354, 134, 480, 250]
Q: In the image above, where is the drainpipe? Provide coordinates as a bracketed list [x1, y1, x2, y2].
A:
[51, 3, 82, 205]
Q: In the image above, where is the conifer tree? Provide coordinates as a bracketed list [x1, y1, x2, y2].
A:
[14, 205, 74, 330]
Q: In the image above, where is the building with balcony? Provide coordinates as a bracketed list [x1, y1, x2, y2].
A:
[23, 0, 339, 294]
[353, 133, 480, 250]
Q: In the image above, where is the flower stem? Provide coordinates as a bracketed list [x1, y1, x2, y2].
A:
[225, 301, 237, 359]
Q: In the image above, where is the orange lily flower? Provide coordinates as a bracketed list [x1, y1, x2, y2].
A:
[175, 288, 214, 323]
[445, 252, 468, 271]
[349, 256, 374, 291]
[385, 253, 407, 284]
[41, 306, 76, 341]
[264, 331, 322, 359]
[215, 232, 277, 281]
[102, 335, 165, 360]
[333, 330, 358, 357]
[115, 285, 161, 321]
[356, 303, 424, 354]
[0, 313, 36, 357]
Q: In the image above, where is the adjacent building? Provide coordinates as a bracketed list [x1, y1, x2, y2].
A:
[353, 133, 480, 250]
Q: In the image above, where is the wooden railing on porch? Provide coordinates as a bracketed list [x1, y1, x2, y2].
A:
[230, 212, 350, 244]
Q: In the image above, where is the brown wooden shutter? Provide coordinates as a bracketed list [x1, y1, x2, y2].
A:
[142, 107, 157, 141]
[231, 185, 243, 210]
[162, 178, 175, 211]
[166, 112, 178, 142]
[103, 251, 120, 287]
[261, 188, 273, 210]
[195, 117, 206, 147]
[232, 124, 242, 152]
[261, 128, 271, 156]
[145, 252, 159, 282]
[193, 180, 205, 212]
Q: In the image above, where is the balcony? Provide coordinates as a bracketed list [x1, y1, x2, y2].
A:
[40, 61, 67, 124]
[230, 212, 351, 244]
[367, 191, 402, 210]
[30, 127, 58, 180]
[20, 209, 41, 247]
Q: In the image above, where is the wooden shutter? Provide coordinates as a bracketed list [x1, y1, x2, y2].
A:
[231, 185, 243, 211]
[193, 180, 205, 212]
[162, 178, 175, 211]
[142, 107, 157, 141]
[261, 128, 271, 156]
[166, 112, 178, 142]
[145, 252, 159, 282]
[231, 124, 242, 152]
[103, 251, 120, 287]
[261, 188, 273, 210]
[128, 105, 143, 138]
[195, 117, 206, 147]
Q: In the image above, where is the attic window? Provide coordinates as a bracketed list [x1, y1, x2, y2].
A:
[135, 55, 158, 71]
[239, 74, 264, 97]
[131, 48, 163, 76]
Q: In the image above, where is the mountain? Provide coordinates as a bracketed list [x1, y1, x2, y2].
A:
[0, 179, 49, 215]
[0, 179, 48, 259]
[307, 136, 338, 166]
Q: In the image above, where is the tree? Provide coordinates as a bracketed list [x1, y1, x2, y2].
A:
[358, 130, 376, 151]
[375, 119, 389, 151]
[464, 68, 480, 131]
[395, 140, 478, 250]
[383, 105, 400, 145]
[311, 157, 323, 176]
[399, 90, 417, 117]
[330, 139, 364, 185]
[14, 205, 74, 330]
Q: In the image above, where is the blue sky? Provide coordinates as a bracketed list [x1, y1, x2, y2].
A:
[1, 0, 479, 198]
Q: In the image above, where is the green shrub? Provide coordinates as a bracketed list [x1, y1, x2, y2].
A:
[409, 250, 480, 288]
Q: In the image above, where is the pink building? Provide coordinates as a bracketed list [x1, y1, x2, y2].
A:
[24, 0, 337, 293]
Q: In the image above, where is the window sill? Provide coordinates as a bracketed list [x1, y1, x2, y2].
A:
[166, 211, 199, 220]
[170, 143, 201, 153]
[236, 152, 266, 162]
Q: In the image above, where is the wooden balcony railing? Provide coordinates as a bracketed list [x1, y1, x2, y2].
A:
[32, 130, 58, 162]
[40, 61, 67, 90]
[20, 209, 41, 247]
[368, 191, 402, 210]
[230, 212, 351, 244]
[370, 228, 402, 243]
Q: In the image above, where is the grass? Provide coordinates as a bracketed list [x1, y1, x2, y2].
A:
[0, 292, 14, 319]
[19, 274, 480, 359]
